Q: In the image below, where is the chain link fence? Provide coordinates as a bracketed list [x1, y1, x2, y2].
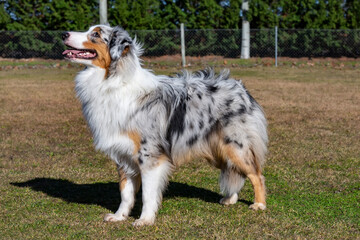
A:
[0, 29, 359, 59]
[0, 31, 64, 59]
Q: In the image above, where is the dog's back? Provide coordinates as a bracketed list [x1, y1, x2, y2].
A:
[149, 68, 268, 168]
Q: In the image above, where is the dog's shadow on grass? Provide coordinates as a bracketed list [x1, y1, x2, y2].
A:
[11, 178, 252, 217]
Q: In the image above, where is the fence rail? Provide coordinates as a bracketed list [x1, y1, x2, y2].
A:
[0, 29, 359, 60]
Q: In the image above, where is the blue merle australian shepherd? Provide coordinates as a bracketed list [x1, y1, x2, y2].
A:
[62, 25, 268, 227]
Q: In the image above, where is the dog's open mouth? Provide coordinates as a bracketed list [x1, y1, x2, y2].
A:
[62, 47, 97, 59]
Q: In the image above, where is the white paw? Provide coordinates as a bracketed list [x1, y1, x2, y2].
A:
[249, 202, 266, 210]
[104, 213, 127, 222]
[132, 218, 155, 227]
[220, 193, 238, 205]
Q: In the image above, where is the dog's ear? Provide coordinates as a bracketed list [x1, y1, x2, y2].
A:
[109, 26, 133, 60]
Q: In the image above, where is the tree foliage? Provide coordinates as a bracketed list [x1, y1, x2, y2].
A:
[344, 0, 360, 29]
[1, 0, 359, 30]
[1, 0, 99, 30]
[1, 0, 359, 59]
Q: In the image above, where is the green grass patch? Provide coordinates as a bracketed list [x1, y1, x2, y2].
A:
[1, 60, 359, 239]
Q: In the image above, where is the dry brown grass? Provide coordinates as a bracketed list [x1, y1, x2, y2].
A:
[0, 62, 359, 239]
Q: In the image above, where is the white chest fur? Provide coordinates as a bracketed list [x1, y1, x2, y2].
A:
[75, 67, 138, 156]
[74, 67, 158, 159]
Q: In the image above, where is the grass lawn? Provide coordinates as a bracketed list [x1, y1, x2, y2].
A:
[0, 59, 359, 239]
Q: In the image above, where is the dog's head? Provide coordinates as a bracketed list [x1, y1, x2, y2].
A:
[62, 25, 138, 72]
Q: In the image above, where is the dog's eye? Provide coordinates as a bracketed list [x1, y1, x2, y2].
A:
[92, 32, 100, 38]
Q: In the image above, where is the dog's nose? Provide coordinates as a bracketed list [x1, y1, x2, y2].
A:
[62, 32, 70, 41]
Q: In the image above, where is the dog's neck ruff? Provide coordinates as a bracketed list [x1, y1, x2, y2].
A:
[75, 65, 158, 153]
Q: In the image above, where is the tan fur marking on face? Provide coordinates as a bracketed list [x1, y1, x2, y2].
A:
[127, 131, 141, 155]
[122, 46, 130, 56]
[83, 28, 111, 76]
[92, 27, 102, 35]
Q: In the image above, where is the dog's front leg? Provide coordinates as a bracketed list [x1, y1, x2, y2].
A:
[132, 159, 173, 227]
[104, 168, 141, 222]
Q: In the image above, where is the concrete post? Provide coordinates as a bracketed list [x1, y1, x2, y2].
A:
[241, 0, 250, 59]
[100, 0, 108, 25]
[181, 23, 186, 67]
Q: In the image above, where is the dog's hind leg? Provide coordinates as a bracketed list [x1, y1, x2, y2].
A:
[247, 173, 266, 210]
[132, 157, 173, 227]
[222, 144, 266, 210]
[104, 168, 141, 222]
[219, 166, 246, 205]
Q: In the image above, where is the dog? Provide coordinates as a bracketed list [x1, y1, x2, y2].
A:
[62, 25, 268, 227]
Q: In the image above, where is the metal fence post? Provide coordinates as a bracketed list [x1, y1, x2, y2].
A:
[181, 23, 186, 67]
[275, 26, 278, 67]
